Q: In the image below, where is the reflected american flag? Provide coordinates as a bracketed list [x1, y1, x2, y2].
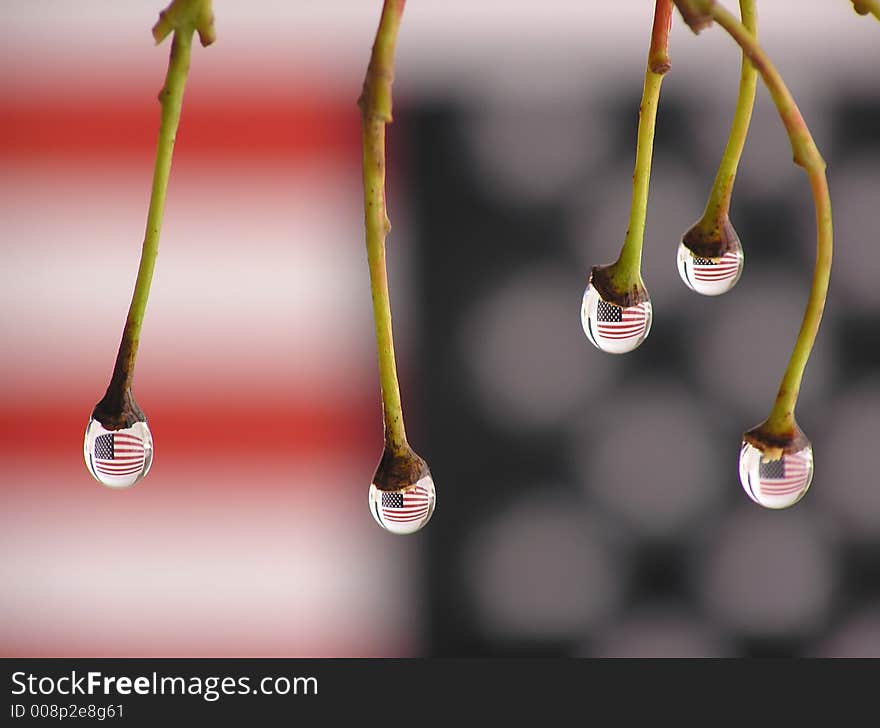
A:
[692, 251, 740, 283]
[381, 483, 433, 525]
[595, 299, 648, 341]
[759, 451, 811, 498]
[92, 432, 146, 478]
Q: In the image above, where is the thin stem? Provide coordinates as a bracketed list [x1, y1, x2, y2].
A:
[698, 0, 756, 229]
[360, 0, 409, 454]
[125, 30, 192, 387]
[613, 0, 673, 287]
[852, 1, 880, 22]
[94, 1, 214, 428]
[708, 2, 832, 436]
[98, 30, 195, 423]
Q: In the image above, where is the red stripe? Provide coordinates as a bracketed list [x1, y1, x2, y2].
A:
[761, 480, 808, 489]
[694, 268, 739, 277]
[596, 329, 646, 339]
[0, 393, 382, 460]
[760, 484, 808, 493]
[761, 487, 806, 496]
[596, 324, 645, 333]
[694, 271, 738, 280]
[694, 264, 739, 271]
[95, 462, 142, 471]
[2, 94, 357, 162]
[761, 475, 809, 483]
[597, 321, 646, 329]
[761, 476, 809, 483]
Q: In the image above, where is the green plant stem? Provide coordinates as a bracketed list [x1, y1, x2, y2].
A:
[707, 2, 832, 437]
[611, 0, 673, 290]
[697, 0, 756, 230]
[852, 1, 880, 21]
[359, 0, 409, 455]
[98, 25, 199, 425]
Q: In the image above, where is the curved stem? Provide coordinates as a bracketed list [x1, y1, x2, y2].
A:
[707, 2, 832, 437]
[611, 0, 673, 290]
[852, 1, 880, 22]
[96, 17, 203, 427]
[360, 0, 409, 454]
[697, 0, 756, 229]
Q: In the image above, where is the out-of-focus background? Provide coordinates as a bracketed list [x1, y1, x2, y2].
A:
[2, 0, 878, 657]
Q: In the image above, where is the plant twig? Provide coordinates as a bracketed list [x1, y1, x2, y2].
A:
[360, 1, 432, 492]
[675, 0, 832, 451]
[590, 0, 673, 307]
[359, 0, 409, 455]
[93, 0, 215, 430]
[852, 1, 880, 22]
[693, 0, 756, 239]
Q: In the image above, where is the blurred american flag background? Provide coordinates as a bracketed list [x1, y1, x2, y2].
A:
[2, 0, 421, 657]
[2, 1, 879, 658]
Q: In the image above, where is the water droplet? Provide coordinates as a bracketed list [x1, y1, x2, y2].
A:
[677, 240, 744, 296]
[369, 475, 436, 535]
[581, 283, 652, 354]
[83, 418, 153, 489]
[738, 440, 813, 509]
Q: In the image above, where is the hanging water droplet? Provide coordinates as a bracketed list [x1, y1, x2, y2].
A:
[677, 240, 744, 296]
[581, 283, 652, 354]
[369, 475, 436, 535]
[738, 440, 814, 509]
[83, 418, 153, 488]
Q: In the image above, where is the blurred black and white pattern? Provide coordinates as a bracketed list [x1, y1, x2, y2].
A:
[397, 26, 880, 657]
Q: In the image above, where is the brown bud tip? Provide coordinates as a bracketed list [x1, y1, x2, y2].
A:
[673, 0, 715, 34]
[681, 215, 741, 258]
[372, 443, 432, 492]
[588, 264, 650, 309]
[91, 388, 147, 431]
[743, 420, 811, 458]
